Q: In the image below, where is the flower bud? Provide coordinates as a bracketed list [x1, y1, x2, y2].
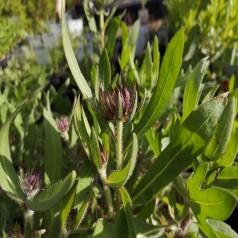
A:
[20, 173, 41, 199]
[99, 82, 137, 122]
[56, 116, 70, 141]
[56, 116, 70, 133]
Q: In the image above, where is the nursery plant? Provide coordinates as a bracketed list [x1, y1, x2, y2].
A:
[1, 0, 238, 237]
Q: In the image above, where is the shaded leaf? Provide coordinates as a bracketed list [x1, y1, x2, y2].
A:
[44, 109, 62, 185]
[0, 101, 27, 204]
[120, 187, 136, 238]
[99, 49, 111, 91]
[90, 127, 102, 170]
[72, 189, 91, 230]
[74, 159, 96, 210]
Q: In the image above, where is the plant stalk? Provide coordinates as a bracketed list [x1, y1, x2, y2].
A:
[116, 120, 124, 170]
[104, 185, 114, 218]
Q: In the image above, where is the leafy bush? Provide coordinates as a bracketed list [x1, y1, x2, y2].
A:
[164, 0, 238, 67]
[0, 0, 238, 237]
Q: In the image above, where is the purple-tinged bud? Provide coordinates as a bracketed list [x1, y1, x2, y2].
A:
[56, 116, 70, 133]
[99, 82, 137, 122]
[20, 173, 41, 199]
[10, 223, 24, 238]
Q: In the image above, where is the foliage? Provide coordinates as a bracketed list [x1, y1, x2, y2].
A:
[164, 0, 238, 67]
[0, 0, 238, 237]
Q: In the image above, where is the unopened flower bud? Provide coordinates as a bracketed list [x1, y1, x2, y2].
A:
[56, 116, 70, 141]
[21, 173, 41, 199]
[99, 82, 137, 122]
[56, 116, 70, 133]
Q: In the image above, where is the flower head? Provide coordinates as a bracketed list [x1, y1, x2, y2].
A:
[21, 173, 41, 199]
[56, 116, 70, 133]
[99, 82, 137, 122]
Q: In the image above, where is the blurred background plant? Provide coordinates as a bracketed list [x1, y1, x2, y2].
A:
[164, 0, 238, 84]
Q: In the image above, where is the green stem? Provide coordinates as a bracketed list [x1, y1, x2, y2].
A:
[104, 185, 114, 218]
[116, 120, 124, 170]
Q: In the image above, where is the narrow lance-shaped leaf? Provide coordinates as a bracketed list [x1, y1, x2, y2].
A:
[129, 19, 140, 59]
[152, 36, 160, 84]
[74, 159, 96, 210]
[60, 182, 76, 231]
[99, 49, 111, 91]
[61, 0, 92, 99]
[90, 127, 102, 170]
[0, 101, 27, 204]
[103, 133, 138, 189]
[83, 0, 97, 33]
[183, 57, 208, 120]
[134, 28, 185, 137]
[120, 187, 136, 238]
[187, 163, 237, 238]
[132, 94, 225, 204]
[215, 130, 238, 167]
[204, 97, 236, 161]
[27, 171, 77, 212]
[73, 96, 90, 151]
[144, 43, 153, 90]
[44, 109, 62, 185]
[106, 17, 121, 59]
[72, 189, 91, 230]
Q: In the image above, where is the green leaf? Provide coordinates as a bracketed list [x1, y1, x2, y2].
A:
[119, 20, 140, 70]
[204, 97, 236, 161]
[207, 219, 238, 238]
[27, 171, 77, 212]
[61, 0, 92, 99]
[103, 133, 138, 189]
[202, 85, 220, 103]
[213, 166, 238, 194]
[99, 49, 111, 91]
[106, 17, 121, 59]
[44, 109, 62, 185]
[144, 43, 153, 90]
[120, 187, 136, 238]
[216, 130, 238, 166]
[128, 19, 140, 59]
[134, 28, 185, 137]
[146, 128, 160, 156]
[187, 163, 237, 238]
[72, 189, 91, 230]
[132, 95, 225, 204]
[152, 36, 160, 83]
[74, 159, 96, 210]
[90, 127, 102, 170]
[93, 209, 160, 238]
[60, 183, 76, 231]
[182, 57, 208, 120]
[73, 96, 91, 150]
[83, 0, 97, 33]
[0, 101, 27, 204]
